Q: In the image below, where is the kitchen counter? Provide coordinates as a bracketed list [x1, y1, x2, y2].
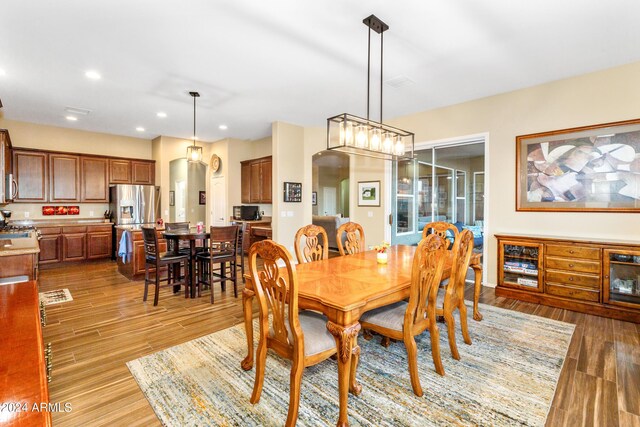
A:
[0, 232, 40, 257]
[11, 218, 113, 227]
[114, 223, 162, 231]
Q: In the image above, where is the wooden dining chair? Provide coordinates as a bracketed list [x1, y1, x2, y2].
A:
[141, 227, 190, 306]
[249, 240, 338, 427]
[336, 221, 365, 256]
[422, 221, 458, 250]
[294, 224, 329, 263]
[195, 225, 239, 303]
[359, 234, 448, 395]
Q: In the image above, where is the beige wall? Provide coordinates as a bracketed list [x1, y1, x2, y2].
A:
[389, 60, 640, 286]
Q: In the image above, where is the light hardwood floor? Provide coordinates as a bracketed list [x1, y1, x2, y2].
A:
[38, 261, 640, 426]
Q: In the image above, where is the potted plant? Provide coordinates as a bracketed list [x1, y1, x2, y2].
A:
[373, 242, 390, 264]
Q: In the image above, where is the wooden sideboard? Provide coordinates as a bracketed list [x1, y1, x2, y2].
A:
[496, 234, 640, 323]
[0, 280, 53, 426]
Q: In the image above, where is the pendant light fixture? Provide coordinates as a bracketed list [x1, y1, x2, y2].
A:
[327, 15, 414, 161]
[186, 91, 203, 163]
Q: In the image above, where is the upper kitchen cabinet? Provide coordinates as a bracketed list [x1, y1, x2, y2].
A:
[131, 160, 155, 184]
[241, 156, 272, 204]
[13, 149, 48, 202]
[80, 157, 109, 202]
[108, 159, 154, 185]
[109, 159, 131, 183]
[0, 130, 13, 203]
[49, 153, 80, 202]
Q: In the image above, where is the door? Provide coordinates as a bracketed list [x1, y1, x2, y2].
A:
[210, 176, 226, 226]
[322, 187, 337, 215]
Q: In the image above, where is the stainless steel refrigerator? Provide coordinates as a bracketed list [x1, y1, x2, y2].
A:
[109, 184, 158, 225]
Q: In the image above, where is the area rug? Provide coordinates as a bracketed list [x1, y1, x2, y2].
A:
[39, 288, 73, 305]
[127, 303, 574, 426]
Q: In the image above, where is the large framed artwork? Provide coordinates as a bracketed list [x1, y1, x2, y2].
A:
[516, 118, 640, 212]
[358, 181, 380, 206]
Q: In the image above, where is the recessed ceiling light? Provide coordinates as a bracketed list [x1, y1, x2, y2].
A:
[0, 68, 6, 77]
[136, 127, 145, 132]
[85, 70, 101, 80]
[66, 116, 78, 121]
[156, 112, 167, 118]
[218, 124, 228, 130]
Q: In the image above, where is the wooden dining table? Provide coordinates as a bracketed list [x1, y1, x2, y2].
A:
[162, 228, 209, 298]
[241, 244, 483, 426]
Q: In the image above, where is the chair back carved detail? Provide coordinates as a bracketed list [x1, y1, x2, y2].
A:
[422, 221, 458, 250]
[336, 222, 365, 256]
[294, 224, 329, 264]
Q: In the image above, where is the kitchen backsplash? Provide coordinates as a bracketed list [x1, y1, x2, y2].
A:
[3, 203, 110, 220]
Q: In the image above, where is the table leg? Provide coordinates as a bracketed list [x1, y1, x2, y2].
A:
[190, 241, 197, 298]
[241, 279, 255, 371]
[470, 261, 483, 321]
[169, 237, 181, 294]
[327, 321, 361, 427]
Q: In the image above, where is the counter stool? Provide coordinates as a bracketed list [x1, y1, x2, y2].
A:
[195, 225, 239, 303]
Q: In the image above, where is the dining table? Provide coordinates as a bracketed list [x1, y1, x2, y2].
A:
[162, 227, 209, 298]
[241, 244, 484, 426]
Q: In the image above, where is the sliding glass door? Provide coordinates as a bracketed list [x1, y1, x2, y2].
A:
[391, 141, 485, 246]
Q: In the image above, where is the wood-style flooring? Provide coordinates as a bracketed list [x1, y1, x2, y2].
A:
[38, 260, 640, 426]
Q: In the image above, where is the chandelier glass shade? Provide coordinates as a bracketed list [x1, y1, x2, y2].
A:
[327, 15, 414, 161]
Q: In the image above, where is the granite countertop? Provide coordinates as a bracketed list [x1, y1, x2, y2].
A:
[10, 219, 113, 227]
[0, 233, 40, 257]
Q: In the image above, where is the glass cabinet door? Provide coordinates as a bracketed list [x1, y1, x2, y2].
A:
[499, 240, 543, 292]
[604, 249, 640, 308]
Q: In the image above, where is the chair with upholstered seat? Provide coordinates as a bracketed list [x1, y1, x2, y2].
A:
[294, 224, 329, 263]
[359, 234, 448, 395]
[141, 227, 190, 306]
[421, 221, 458, 249]
[336, 221, 365, 256]
[249, 240, 338, 426]
[195, 225, 239, 303]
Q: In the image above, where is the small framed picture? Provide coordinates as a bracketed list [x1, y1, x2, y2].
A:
[312, 191, 317, 205]
[169, 191, 175, 207]
[199, 190, 206, 205]
[358, 181, 380, 206]
[284, 182, 302, 202]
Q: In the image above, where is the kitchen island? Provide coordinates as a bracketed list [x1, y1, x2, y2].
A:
[0, 231, 40, 280]
[115, 224, 167, 280]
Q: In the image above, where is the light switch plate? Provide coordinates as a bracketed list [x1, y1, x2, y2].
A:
[367, 211, 373, 217]
[287, 211, 293, 217]
[281, 211, 287, 217]
[89, 211, 94, 217]
[24, 212, 29, 218]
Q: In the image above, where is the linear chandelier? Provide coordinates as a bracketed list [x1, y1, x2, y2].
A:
[186, 91, 203, 163]
[327, 15, 414, 161]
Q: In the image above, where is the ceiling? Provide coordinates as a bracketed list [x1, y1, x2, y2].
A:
[1, 1, 640, 143]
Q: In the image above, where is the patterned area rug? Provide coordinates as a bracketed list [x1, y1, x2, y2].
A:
[39, 288, 73, 305]
[127, 303, 574, 426]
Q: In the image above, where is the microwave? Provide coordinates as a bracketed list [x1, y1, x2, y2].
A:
[233, 205, 259, 220]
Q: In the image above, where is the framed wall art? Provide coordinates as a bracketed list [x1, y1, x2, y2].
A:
[283, 182, 302, 202]
[199, 191, 206, 205]
[169, 190, 175, 207]
[312, 191, 317, 205]
[358, 181, 380, 206]
[516, 118, 640, 212]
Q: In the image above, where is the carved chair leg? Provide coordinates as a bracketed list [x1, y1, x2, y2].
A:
[459, 303, 472, 345]
[444, 311, 460, 360]
[405, 335, 423, 397]
[362, 329, 373, 340]
[429, 324, 445, 376]
[380, 336, 391, 348]
[285, 351, 304, 427]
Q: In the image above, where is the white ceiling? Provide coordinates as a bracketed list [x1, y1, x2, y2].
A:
[1, 1, 640, 143]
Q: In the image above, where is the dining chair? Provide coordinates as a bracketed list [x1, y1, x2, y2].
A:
[294, 224, 329, 263]
[422, 221, 458, 250]
[248, 240, 338, 426]
[141, 227, 190, 306]
[195, 225, 239, 303]
[438, 228, 474, 360]
[236, 221, 249, 281]
[359, 234, 448, 395]
[336, 221, 365, 256]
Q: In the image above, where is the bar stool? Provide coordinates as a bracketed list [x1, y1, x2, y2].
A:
[195, 225, 239, 303]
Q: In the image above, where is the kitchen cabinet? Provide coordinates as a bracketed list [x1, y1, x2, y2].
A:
[49, 153, 80, 202]
[241, 156, 272, 204]
[496, 234, 640, 323]
[0, 129, 13, 203]
[109, 158, 131, 183]
[131, 160, 155, 184]
[62, 226, 87, 261]
[38, 227, 62, 265]
[81, 156, 109, 202]
[87, 224, 113, 259]
[13, 149, 48, 202]
[116, 227, 166, 279]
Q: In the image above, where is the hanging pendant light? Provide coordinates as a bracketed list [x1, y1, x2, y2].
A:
[327, 15, 414, 161]
[186, 91, 203, 163]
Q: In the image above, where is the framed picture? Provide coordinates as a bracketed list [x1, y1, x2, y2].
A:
[283, 182, 302, 202]
[312, 191, 317, 205]
[199, 191, 206, 205]
[517, 118, 640, 212]
[169, 191, 175, 207]
[358, 181, 380, 206]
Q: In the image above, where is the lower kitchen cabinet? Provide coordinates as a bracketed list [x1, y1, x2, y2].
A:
[63, 232, 86, 261]
[39, 224, 113, 265]
[496, 234, 640, 323]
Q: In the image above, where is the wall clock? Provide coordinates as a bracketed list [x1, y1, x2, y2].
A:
[210, 154, 221, 172]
